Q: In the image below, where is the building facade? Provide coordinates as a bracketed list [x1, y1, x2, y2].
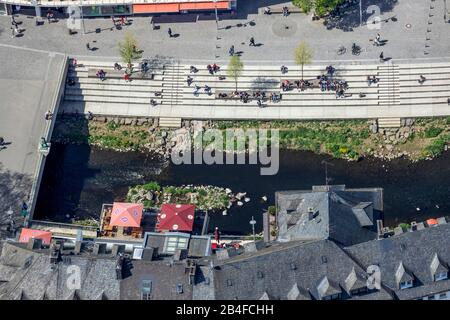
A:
[0, 0, 237, 17]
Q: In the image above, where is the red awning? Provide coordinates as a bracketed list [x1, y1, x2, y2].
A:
[133, 1, 230, 14]
[427, 218, 438, 226]
[157, 204, 195, 232]
[179, 1, 230, 10]
[19, 228, 52, 245]
[133, 3, 180, 14]
[110, 202, 144, 228]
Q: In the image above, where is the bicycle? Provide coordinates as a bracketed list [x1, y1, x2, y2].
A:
[351, 43, 361, 56]
[337, 45, 347, 55]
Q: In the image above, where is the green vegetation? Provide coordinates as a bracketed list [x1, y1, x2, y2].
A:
[268, 206, 276, 216]
[72, 218, 99, 228]
[292, 0, 344, 17]
[53, 116, 450, 162]
[398, 223, 411, 232]
[294, 42, 313, 80]
[227, 55, 244, 91]
[424, 126, 444, 138]
[126, 182, 234, 211]
[214, 120, 369, 161]
[118, 32, 142, 66]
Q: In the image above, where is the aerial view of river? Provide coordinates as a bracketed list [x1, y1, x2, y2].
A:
[34, 143, 450, 235]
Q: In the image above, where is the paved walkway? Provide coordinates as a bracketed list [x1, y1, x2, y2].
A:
[0, 0, 449, 64]
[0, 45, 66, 232]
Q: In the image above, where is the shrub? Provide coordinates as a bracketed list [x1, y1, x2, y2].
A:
[106, 121, 119, 131]
[142, 181, 161, 192]
[424, 126, 444, 138]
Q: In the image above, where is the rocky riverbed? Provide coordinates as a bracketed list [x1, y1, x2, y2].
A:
[52, 115, 450, 162]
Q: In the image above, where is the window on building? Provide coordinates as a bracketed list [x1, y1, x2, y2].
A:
[399, 280, 414, 289]
[176, 283, 183, 294]
[434, 272, 448, 282]
[322, 293, 341, 300]
[164, 236, 189, 253]
[141, 280, 152, 300]
[438, 292, 448, 299]
[428, 295, 435, 300]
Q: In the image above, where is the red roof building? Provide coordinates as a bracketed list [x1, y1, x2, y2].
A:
[19, 228, 52, 245]
[157, 204, 195, 232]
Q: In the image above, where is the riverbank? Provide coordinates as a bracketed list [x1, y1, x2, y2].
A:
[52, 115, 450, 162]
[34, 143, 450, 234]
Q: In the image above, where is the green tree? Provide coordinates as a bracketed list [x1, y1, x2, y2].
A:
[118, 32, 142, 68]
[294, 42, 313, 80]
[292, 0, 344, 17]
[227, 55, 244, 91]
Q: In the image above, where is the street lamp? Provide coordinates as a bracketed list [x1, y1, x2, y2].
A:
[359, 0, 363, 27]
[249, 216, 256, 241]
[213, 0, 219, 30]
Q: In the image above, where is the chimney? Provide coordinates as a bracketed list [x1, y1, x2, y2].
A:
[112, 244, 126, 256]
[27, 238, 43, 250]
[93, 243, 107, 255]
[173, 249, 188, 261]
[74, 241, 82, 254]
[308, 207, 315, 220]
[115, 255, 124, 280]
[376, 220, 384, 239]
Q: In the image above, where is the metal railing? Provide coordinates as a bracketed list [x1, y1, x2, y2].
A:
[26, 54, 69, 226]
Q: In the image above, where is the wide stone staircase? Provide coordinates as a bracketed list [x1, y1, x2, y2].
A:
[61, 59, 450, 119]
[63, 59, 169, 114]
[377, 62, 400, 106]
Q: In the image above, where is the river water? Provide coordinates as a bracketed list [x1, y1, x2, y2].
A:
[34, 143, 450, 235]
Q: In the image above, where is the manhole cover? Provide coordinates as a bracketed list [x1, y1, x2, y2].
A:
[272, 18, 298, 37]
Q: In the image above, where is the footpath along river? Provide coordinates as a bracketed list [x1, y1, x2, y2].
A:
[34, 143, 450, 235]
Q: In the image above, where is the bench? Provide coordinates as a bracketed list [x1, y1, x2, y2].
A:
[261, 6, 303, 15]
[215, 90, 281, 102]
[87, 68, 155, 80]
[281, 79, 321, 90]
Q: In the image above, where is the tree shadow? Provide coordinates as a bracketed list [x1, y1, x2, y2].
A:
[324, 0, 400, 32]
[0, 163, 33, 239]
[251, 77, 279, 90]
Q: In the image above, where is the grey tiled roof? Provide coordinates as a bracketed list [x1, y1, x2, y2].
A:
[0, 242, 120, 300]
[345, 223, 450, 300]
[276, 186, 383, 246]
[210, 240, 381, 300]
[120, 260, 193, 300]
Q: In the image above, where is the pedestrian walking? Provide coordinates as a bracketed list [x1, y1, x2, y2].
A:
[46, 10, 53, 24]
[10, 27, 15, 38]
[187, 76, 193, 86]
[120, 16, 126, 26]
[86, 42, 91, 51]
[249, 37, 255, 46]
[418, 75, 426, 84]
[45, 110, 53, 120]
[379, 51, 384, 62]
[229, 45, 235, 56]
[168, 28, 173, 38]
[111, 16, 116, 27]
[0, 137, 4, 146]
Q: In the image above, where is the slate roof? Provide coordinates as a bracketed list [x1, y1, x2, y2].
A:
[120, 260, 193, 300]
[210, 239, 386, 300]
[0, 242, 120, 300]
[276, 185, 383, 246]
[345, 223, 450, 300]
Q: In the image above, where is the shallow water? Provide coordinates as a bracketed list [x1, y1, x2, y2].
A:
[35, 143, 450, 235]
